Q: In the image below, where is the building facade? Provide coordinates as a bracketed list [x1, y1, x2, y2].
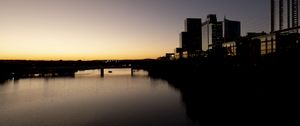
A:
[222, 32, 300, 59]
[202, 14, 240, 51]
[223, 18, 241, 42]
[202, 14, 223, 51]
[181, 18, 202, 51]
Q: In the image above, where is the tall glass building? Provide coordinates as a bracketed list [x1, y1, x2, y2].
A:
[202, 14, 241, 51]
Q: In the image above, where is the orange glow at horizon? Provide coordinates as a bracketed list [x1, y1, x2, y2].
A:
[0, 0, 269, 60]
[0, 0, 177, 60]
[0, 53, 161, 60]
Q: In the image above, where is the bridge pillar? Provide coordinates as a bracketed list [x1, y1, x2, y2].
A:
[100, 68, 104, 77]
[131, 68, 134, 76]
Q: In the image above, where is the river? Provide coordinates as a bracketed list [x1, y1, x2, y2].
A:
[0, 69, 199, 126]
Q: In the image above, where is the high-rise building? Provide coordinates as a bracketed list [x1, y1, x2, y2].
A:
[180, 18, 202, 51]
[202, 14, 241, 51]
[271, 0, 299, 32]
[223, 18, 241, 42]
[202, 14, 223, 51]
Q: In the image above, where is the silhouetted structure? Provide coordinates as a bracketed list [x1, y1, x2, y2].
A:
[174, 48, 186, 59]
[202, 14, 240, 51]
[271, 0, 275, 32]
[271, 0, 299, 32]
[292, 0, 299, 32]
[223, 18, 241, 42]
[223, 32, 267, 56]
[165, 53, 175, 60]
[202, 14, 223, 51]
[181, 18, 202, 51]
[0, 60, 153, 80]
[236, 37, 261, 65]
[173, 15, 241, 59]
[222, 32, 300, 66]
[279, 0, 284, 30]
[175, 18, 203, 59]
[252, 32, 300, 57]
[153, 2, 300, 125]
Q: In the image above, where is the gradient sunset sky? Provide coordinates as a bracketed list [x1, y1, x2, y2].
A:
[0, 0, 269, 60]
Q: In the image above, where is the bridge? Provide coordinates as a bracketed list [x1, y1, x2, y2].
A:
[0, 60, 155, 79]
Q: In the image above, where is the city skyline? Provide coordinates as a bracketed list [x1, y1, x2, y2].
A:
[0, 0, 269, 60]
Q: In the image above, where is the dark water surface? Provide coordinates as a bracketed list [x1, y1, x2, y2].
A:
[0, 69, 199, 126]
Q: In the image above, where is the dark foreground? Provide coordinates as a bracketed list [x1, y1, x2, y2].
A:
[147, 58, 298, 126]
[0, 58, 298, 126]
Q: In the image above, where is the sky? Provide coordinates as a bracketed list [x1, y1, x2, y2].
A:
[0, 0, 269, 60]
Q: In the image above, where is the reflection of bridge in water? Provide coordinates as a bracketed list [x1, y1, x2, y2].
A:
[99, 65, 142, 77]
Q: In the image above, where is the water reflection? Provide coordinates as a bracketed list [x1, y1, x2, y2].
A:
[161, 76, 270, 126]
[0, 69, 198, 126]
[75, 69, 148, 78]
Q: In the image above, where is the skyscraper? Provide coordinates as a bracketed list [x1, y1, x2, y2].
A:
[180, 18, 202, 51]
[223, 18, 241, 42]
[202, 14, 223, 51]
[202, 14, 241, 51]
[271, 0, 299, 32]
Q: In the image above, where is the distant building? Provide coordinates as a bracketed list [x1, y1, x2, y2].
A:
[175, 15, 241, 59]
[174, 48, 188, 59]
[186, 18, 202, 33]
[202, 14, 223, 51]
[222, 41, 237, 56]
[223, 18, 241, 42]
[222, 32, 266, 56]
[252, 33, 276, 55]
[223, 32, 270, 57]
[253, 33, 300, 56]
[202, 15, 240, 51]
[222, 32, 300, 60]
[165, 53, 175, 60]
[181, 18, 202, 51]
[246, 32, 267, 38]
[236, 37, 261, 64]
[237, 32, 300, 64]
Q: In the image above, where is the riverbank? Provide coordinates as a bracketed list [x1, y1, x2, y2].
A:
[146, 58, 298, 126]
[146, 57, 299, 97]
